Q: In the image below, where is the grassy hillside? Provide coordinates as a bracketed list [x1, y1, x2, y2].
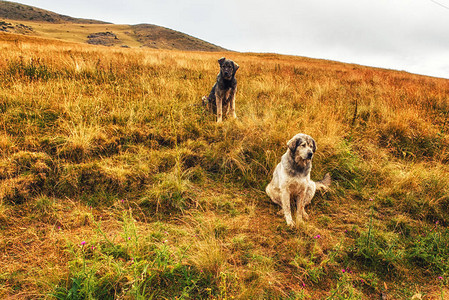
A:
[0, 1, 227, 51]
[1, 32, 449, 299]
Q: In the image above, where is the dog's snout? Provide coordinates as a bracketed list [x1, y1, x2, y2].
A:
[307, 151, 313, 159]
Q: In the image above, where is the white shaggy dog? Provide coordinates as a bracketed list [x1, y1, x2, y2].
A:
[266, 133, 331, 226]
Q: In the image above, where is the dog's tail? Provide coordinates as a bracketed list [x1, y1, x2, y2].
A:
[316, 173, 331, 192]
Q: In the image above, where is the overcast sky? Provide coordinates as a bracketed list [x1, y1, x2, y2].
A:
[13, 0, 449, 79]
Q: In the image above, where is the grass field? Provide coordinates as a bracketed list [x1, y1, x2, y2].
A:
[1, 31, 449, 299]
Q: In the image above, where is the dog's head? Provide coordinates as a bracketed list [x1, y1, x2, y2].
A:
[218, 57, 239, 80]
[287, 133, 317, 165]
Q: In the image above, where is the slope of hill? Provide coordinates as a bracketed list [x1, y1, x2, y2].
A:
[0, 1, 227, 51]
[1, 32, 449, 299]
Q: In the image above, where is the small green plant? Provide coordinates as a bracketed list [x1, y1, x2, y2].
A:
[291, 234, 342, 284]
[350, 200, 403, 274]
[438, 276, 446, 300]
[291, 236, 324, 284]
[406, 225, 449, 275]
[327, 272, 362, 300]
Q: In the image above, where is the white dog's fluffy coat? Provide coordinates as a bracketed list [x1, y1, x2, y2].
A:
[266, 133, 331, 226]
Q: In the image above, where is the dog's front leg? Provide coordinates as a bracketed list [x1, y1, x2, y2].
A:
[215, 90, 223, 123]
[296, 195, 308, 223]
[281, 190, 294, 226]
[229, 88, 237, 119]
[297, 184, 316, 222]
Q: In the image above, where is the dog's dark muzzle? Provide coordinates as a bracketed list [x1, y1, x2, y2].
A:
[223, 72, 232, 80]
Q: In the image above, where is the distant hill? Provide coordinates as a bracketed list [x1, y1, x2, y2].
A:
[0, 0, 227, 51]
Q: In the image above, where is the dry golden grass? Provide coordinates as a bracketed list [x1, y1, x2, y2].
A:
[1, 31, 449, 299]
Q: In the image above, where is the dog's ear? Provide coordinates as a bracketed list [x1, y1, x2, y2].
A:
[311, 138, 317, 153]
[218, 57, 226, 66]
[287, 136, 301, 153]
[233, 61, 239, 75]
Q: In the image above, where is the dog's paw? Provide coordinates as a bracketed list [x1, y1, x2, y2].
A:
[286, 218, 295, 227]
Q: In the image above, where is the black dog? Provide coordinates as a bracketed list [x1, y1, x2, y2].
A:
[202, 57, 239, 122]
